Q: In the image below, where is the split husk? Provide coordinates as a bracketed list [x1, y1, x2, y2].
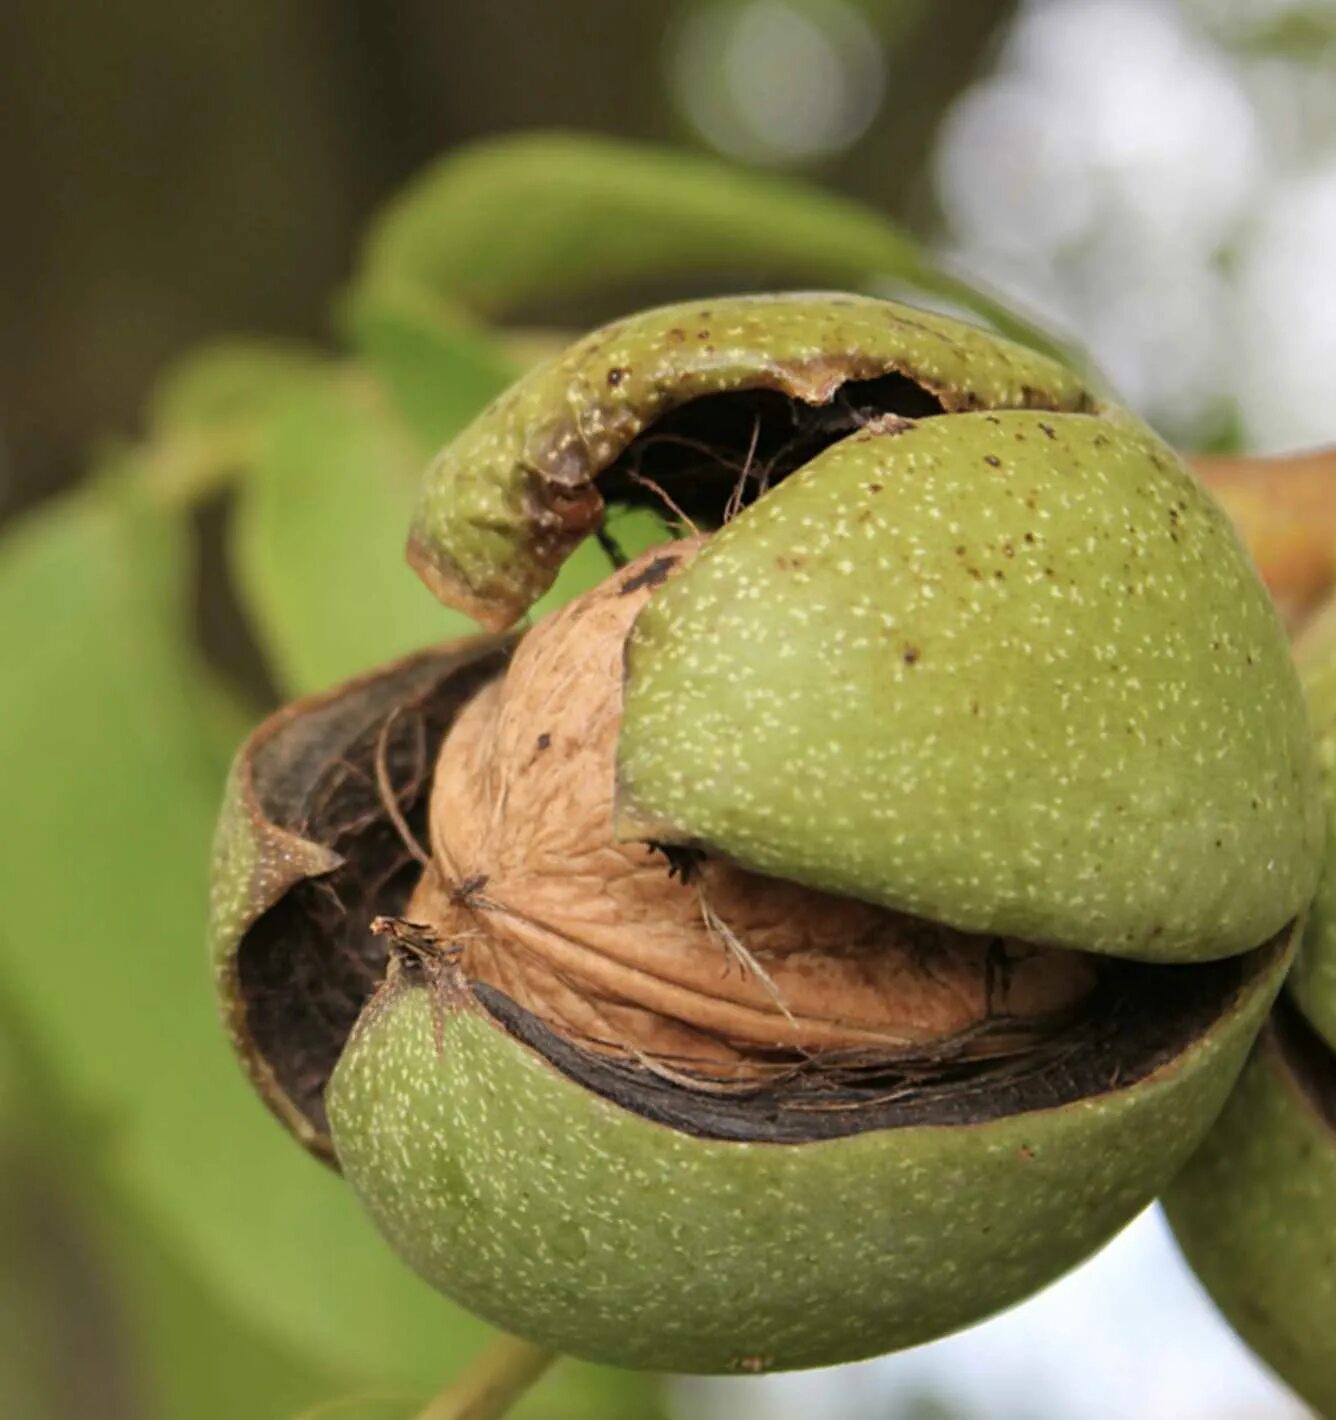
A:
[213, 293, 1321, 1373]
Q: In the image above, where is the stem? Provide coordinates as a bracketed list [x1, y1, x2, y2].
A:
[412, 1335, 557, 1420]
[1191, 447, 1336, 631]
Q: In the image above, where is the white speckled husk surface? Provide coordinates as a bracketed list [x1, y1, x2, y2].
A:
[619, 411, 1321, 962]
[1165, 635, 1336, 1417]
[328, 944, 1288, 1375]
[213, 291, 1327, 1379]
[408, 293, 1100, 628]
[1296, 646, 1336, 1049]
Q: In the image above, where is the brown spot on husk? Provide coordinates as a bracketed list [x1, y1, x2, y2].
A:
[619, 553, 681, 595]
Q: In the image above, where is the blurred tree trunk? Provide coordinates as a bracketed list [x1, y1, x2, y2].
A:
[0, 2, 394, 518]
[0, 0, 1016, 522]
[833, 0, 1019, 230]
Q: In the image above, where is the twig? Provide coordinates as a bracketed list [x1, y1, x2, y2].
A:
[411, 1334, 556, 1420]
[723, 413, 762, 524]
[594, 518, 628, 569]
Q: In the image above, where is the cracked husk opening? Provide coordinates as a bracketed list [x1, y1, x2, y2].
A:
[223, 314, 1299, 1153]
[224, 542, 1281, 1152]
[410, 543, 1099, 1085]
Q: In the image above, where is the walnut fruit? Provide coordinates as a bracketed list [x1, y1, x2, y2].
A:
[212, 294, 1320, 1374]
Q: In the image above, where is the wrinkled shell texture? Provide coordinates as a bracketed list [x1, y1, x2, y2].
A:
[620, 411, 1321, 962]
[408, 293, 1098, 627]
[421, 542, 1094, 1075]
[328, 949, 1285, 1374]
[1164, 1028, 1336, 1417]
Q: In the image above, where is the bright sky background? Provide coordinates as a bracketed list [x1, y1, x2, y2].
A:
[669, 0, 1336, 456]
[935, 0, 1336, 453]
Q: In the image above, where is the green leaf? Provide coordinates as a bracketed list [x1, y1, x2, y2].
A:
[140, 341, 331, 507]
[338, 285, 520, 451]
[292, 1400, 417, 1420]
[356, 130, 1069, 358]
[232, 370, 480, 694]
[0, 478, 662, 1416]
[0, 987, 337, 1420]
[289, 1352, 669, 1420]
[0, 480, 457, 1381]
[148, 340, 331, 438]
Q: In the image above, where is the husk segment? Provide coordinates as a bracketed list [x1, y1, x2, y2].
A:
[1164, 619, 1336, 1416]
[1164, 1008, 1336, 1417]
[407, 293, 1101, 629]
[327, 929, 1292, 1373]
[210, 289, 1326, 1377]
[616, 411, 1322, 964]
[1294, 637, 1336, 1050]
[210, 636, 512, 1160]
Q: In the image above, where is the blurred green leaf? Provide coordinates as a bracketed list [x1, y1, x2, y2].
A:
[232, 371, 479, 694]
[292, 1399, 417, 1420]
[339, 286, 520, 451]
[0, 993, 125, 1420]
[290, 1359, 670, 1420]
[140, 341, 332, 507]
[357, 130, 1069, 358]
[0, 988, 337, 1420]
[1226, 5, 1336, 57]
[148, 340, 331, 438]
[0, 477, 663, 1416]
[110, 1187, 339, 1420]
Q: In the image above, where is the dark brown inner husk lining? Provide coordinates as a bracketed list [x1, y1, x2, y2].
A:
[597, 373, 944, 535]
[238, 648, 511, 1135]
[476, 947, 1267, 1142]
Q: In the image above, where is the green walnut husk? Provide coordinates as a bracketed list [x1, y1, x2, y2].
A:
[1293, 639, 1336, 1048]
[617, 408, 1315, 963]
[407, 293, 1097, 629]
[1163, 1016, 1335, 1417]
[327, 937, 1291, 1374]
[1165, 635, 1336, 1417]
[213, 293, 1322, 1376]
